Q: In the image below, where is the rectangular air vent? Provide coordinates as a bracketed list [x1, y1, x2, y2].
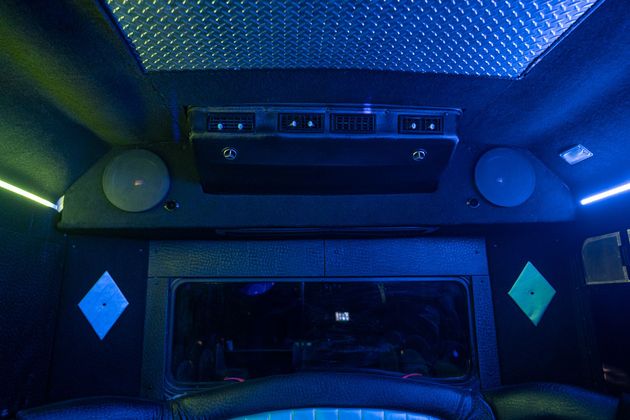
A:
[207, 113, 255, 133]
[399, 116, 443, 134]
[278, 113, 324, 132]
[331, 114, 375, 134]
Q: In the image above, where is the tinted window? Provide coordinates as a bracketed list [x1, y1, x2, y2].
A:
[170, 280, 471, 383]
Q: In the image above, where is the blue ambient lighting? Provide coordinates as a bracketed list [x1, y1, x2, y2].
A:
[0, 178, 61, 211]
[580, 182, 630, 205]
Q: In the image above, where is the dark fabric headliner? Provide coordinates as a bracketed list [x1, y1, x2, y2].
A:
[0, 0, 171, 197]
[0, 0, 628, 199]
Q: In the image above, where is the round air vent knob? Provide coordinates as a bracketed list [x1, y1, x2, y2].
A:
[102, 149, 170, 212]
[474, 148, 536, 207]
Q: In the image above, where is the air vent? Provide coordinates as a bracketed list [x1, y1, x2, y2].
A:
[207, 113, 255, 132]
[331, 114, 376, 133]
[399, 116, 443, 134]
[278, 113, 324, 132]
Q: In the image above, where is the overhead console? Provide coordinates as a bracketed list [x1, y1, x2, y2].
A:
[58, 104, 577, 230]
[188, 105, 460, 194]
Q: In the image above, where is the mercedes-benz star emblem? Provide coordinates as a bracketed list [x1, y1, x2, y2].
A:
[222, 147, 238, 161]
[412, 149, 427, 161]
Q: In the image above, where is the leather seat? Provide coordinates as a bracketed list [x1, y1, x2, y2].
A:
[18, 372, 493, 419]
[17, 397, 166, 420]
[483, 383, 620, 420]
[17, 374, 623, 420]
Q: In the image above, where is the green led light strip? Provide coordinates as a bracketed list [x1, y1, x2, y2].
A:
[0, 178, 62, 211]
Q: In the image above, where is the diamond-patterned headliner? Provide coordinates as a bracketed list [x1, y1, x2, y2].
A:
[105, 0, 599, 78]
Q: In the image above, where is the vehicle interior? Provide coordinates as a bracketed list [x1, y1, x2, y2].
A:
[1, 0, 629, 419]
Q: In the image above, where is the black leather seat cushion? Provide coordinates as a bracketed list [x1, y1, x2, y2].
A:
[483, 383, 619, 420]
[171, 373, 493, 419]
[18, 372, 493, 420]
[16, 397, 167, 420]
[17, 374, 623, 420]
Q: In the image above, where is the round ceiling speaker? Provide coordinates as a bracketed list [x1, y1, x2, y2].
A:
[102, 149, 170, 212]
[474, 148, 536, 207]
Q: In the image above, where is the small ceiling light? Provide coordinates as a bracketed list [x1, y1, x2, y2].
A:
[559, 144, 593, 165]
[580, 182, 630, 206]
[0, 178, 61, 211]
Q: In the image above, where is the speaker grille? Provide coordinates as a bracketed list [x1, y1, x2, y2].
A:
[102, 150, 170, 212]
[207, 113, 255, 132]
[331, 114, 375, 133]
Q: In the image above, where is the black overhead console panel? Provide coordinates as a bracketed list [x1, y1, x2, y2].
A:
[189, 105, 460, 194]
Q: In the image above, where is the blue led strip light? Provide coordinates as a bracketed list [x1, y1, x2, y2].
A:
[104, 0, 599, 78]
[580, 182, 630, 205]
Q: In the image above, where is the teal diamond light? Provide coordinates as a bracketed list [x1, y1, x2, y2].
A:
[508, 262, 556, 326]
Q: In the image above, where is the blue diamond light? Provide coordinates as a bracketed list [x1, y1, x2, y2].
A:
[104, 0, 599, 78]
[78, 271, 129, 340]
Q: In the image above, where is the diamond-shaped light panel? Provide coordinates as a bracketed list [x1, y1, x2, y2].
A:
[104, 0, 598, 78]
[508, 262, 556, 326]
[78, 271, 129, 340]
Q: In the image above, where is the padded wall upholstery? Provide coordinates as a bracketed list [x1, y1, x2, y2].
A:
[0, 193, 65, 418]
[486, 224, 594, 387]
[48, 236, 149, 402]
[0, 0, 171, 197]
